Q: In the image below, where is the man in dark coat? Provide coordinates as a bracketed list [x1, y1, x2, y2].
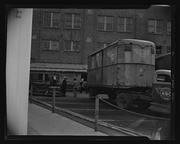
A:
[52, 74, 57, 86]
[79, 78, 84, 93]
[61, 77, 67, 97]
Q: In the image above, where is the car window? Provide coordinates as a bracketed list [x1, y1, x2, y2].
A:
[157, 74, 171, 82]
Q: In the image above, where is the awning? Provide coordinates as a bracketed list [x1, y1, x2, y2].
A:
[30, 63, 87, 73]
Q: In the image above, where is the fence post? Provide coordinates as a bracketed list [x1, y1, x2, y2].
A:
[95, 95, 99, 131]
[52, 87, 56, 113]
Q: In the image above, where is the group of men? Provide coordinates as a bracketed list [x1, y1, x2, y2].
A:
[50, 74, 88, 97]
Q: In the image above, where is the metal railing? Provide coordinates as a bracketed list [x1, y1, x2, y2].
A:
[94, 94, 170, 140]
[29, 85, 169, 140]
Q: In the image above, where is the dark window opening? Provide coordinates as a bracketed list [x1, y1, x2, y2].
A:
[156, 46, 162, 55]
[157, 74, 171, 83]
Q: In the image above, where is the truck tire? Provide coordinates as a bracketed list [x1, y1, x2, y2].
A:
[108, 92, 116, 101]
[116, 93, 133, 109]
[137, 100, 151, 109]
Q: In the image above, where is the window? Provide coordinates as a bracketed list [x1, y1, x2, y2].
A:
[52, 13, 61, 28]
[74, 14, 81, 29]
[42, 40, 59, 50]
[106, 17, 113, 31]
[157, 74, 171, 83]
[97, 16, 113, 31]
[43, 12, 51, 27]
[167, 21, 171, 35]
[43, 12, 60, 28]
[42, 40, 50, 50]
[118, 17, 133, 32]
[37, 73, 43, 81]
[64, 41, 80, 51]
[31, 73, 43, 82]
[148, 19, 163, 34]
[97, 16, 104, 30]
[156, 46, 162, 55]
[148, 20, 155, 33]
[65, 14, 81, 29]
[45, 74, 50, 82]
[65, 14, 72, 28]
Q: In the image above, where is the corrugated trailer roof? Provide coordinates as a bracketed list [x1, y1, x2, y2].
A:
[121, 39, 155, 46]
[89, 39, 155, 56]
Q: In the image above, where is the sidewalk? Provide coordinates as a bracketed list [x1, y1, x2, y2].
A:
[27, 103, 107, 136]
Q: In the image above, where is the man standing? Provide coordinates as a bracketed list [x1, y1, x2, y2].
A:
[51, 73, 57, 86]
[61, 77, 67, 97]
[73, 78, 78, 98]
[79, 78, 84, 93]
[83, 80, 88, 94]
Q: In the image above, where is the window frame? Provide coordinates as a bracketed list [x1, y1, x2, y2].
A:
[156, 46, 162, 55]
[97, 15, 113, 31]
[156, 74, 171, 83]
[65, 13, 81, 29]
[43, 12, 60, 28]
[42, 40, 59, 51]
[148, 19, 163, 35]
[64, 40, 80, 52]
[117, 17, 133, 32]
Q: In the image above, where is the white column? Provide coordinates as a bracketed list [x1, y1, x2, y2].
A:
[6, 8, 33, 135]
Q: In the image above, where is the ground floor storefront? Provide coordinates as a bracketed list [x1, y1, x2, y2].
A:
[30, 63, 87, 91]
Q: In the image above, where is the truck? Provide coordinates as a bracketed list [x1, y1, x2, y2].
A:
[87, 39, 171, 110]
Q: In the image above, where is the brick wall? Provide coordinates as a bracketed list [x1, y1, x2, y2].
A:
[31, 6, 171, 64]
[31, 9, 41, 63]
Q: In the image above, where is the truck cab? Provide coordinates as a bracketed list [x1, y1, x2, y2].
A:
[151, 70, 171, 110]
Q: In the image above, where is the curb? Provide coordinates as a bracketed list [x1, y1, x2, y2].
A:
[30, 98, 150, 138]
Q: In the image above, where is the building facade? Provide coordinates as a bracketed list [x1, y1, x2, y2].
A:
[30, 6, 171, 86]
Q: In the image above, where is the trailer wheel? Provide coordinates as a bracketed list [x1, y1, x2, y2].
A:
[116, 93, 132, 109]
[137, 100, 151, 109]
[108, 92, 116, 101]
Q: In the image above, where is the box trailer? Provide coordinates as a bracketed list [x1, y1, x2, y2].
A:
[87, 39, 171, 109]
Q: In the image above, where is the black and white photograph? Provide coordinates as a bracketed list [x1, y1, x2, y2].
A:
[4, 4, 175, 141]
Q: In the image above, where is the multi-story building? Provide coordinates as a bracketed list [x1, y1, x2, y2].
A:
[30, 6, 171, 87]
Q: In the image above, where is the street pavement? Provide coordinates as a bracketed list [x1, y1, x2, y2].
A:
[28, 91, 169, 137]
[27, 102, 107, 136]
[63, 92, 170, 114]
